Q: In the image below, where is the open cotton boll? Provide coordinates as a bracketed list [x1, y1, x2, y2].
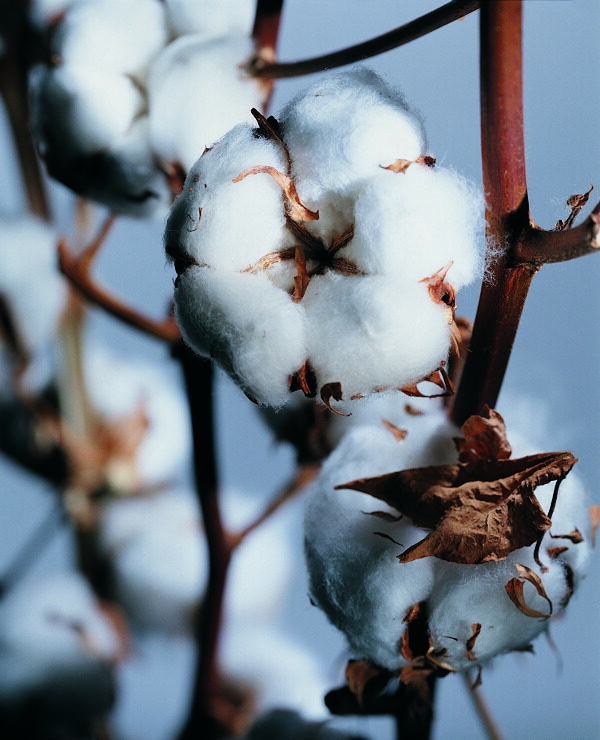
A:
[221, 622, 330, 719]
[303, 274, 452, 401]
[33, 64, 145, 156]
[82, 342, 191, 487]
[0, 573, 120, 730]
[175, 267, 307, 406]
[51, 0, 167, 79]
[305, 426, 436, 671]
[164, 123, 289, 272]
[149, 34, 264, 172]
[279, 68, 426, 200]
[349, 165, 483, 289]
[164, 0, 256, 40]
[98, 491, 207, 633]
[304, 411, 593, 676]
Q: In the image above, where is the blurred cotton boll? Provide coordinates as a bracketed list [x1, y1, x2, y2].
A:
[0, 572, 121, 736]
[81, 342, 191, 488]
[0, 214, 66, 392]
[164, 0, 256, 40]
[148, 34, 266, 172]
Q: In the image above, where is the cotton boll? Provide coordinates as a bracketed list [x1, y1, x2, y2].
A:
[0, 214, 66, 390]
[164, 0, 256, 40]
[349, 166, 483, 289]
[0, 573, 120, 731]
[149, 34, 263, 172]
[81, 343, 191, 488]
[98, 491, 207, 633]
[305, 426, 436, 671]
[279, 68, 426, 200]
[303, 274, 451, 401]
[33, 64, 145, 157]
[51, 0, 167, 79]
[221, 622, 330, 719]
[164, 123, 289, 273]
[175, 267, 307, 406]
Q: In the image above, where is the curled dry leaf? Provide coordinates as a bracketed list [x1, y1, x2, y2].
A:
[465, 623, 482, 661]
[420, 263, 456, 317]
[336, 451, 577, 564]
[400, 365, 454, 399]
[320, 381, 350, 416]
[233, 165, 319, 223]
[381, 418, 408, 442]
[505, 563, 553, 619]
[454, 406, 512, 463]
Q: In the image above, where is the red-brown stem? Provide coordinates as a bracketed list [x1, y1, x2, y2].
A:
[250, 0, 479, 79]
[450, 1, 535, 426]
[0, 1, 50, 221]
[252, 0, 285, 55]
[176, 346, 232, 739]
[58, 239, 181, 344]
[462, 673, 505, 740]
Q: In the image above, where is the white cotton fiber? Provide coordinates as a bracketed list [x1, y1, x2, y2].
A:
[175, 267, 307, 405]
[148, 34, 264, 171]
[303, 274, 451, 400]
[304, 410, 593, 674]
[349, 166, 483, 288]
[164, 124, 289, 273]
[51, 0, 167, 79]
[0, 573, 120, 725]
[164, 0, 256, 40]
[98, 491, 207, 633]
[33, 64, 145, 157]
[279, 68, 426, 200]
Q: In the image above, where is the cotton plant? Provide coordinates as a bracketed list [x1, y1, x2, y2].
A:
[304, 406, 593, 682]
[165, 68, 482, 410]
[0, 572, 124, 735]
[29, 0, 266, 216]
[96, 486, 295, 633]
[0, 213, 67, 393]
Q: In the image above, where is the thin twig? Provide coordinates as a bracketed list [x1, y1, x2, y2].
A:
[450, 1, 535, 426]
[58, 239, 180, 344]
[249, 0, 480, 79]
[232, 463, 320, 546]
[462, 672, 505, 740]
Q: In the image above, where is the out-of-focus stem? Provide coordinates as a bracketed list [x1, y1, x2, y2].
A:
[252, 0, 285, 56]
[175, 346, 231, 739]
[249, 0, 479, 79]
[462, 673, 505, 740]
[450, 1, 535, 425]
[0, 0, 50, 221]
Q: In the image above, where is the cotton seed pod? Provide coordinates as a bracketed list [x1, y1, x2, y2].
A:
[304, 411, 592, 675]
[0, 573, 121, 733]
[167, 69, 481, 408]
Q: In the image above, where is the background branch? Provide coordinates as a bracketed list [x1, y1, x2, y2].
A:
[249, 0, 479, 79]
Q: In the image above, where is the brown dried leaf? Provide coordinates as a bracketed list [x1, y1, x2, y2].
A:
[288, 360, 317, 398]
[320, 382, 350, 416]
[466, 623, 482, 661]
[381, 418, 408, 442]
[292, 245, 310, 302]
[405, 404, 425, 416]
[550, 528, 583, 544]
[547, 546, 569, 559]
[589, 505, 600, 547]
[381, 158, 412, 173]
[336, 452, 577, 564]
[505, 564, 553, 619]
[454, 407, 512, 463]
[344, 660, 382, 709]
[233, 165, 319, 223]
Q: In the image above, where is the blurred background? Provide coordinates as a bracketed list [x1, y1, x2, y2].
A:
[0, 1, 598, 738]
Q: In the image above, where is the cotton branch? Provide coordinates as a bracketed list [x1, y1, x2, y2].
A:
[450, 1, 534, 426]
[249, 0, 479, 80]
[58, 238, 180, 344]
